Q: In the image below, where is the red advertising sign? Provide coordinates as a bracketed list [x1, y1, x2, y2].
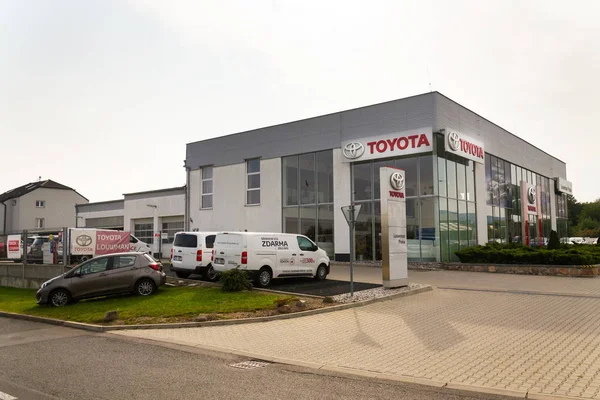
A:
[8, 240, 19, 252]
[95, 231, 133, 255]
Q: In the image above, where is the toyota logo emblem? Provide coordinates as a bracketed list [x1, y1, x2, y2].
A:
[447, 131, 460, 151]
[527, 186, 536, 205]
[75, 234, 93, 247]
[343, 142, 365, 159]
[390, 172, 405, 190]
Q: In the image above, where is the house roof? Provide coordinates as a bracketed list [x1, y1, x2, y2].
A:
[0, 180, 89, 203]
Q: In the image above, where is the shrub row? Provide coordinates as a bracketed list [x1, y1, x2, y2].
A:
[455, 242, 600, 265]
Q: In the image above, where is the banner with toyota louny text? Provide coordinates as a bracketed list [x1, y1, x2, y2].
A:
[70, 230, 133, 256]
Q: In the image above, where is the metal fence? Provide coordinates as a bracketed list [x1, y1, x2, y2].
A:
[0, 227, 69, 267]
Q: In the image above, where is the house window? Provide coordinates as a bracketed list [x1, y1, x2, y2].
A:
[35, 218, 45, 229]
[246, 158, 261, 205]
[36, 200, 45, 208]
[201, 166, 213, 209]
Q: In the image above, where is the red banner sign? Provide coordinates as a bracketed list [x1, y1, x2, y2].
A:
[95, 231, 133, 255]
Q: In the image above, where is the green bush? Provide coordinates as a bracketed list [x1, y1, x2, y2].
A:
[547, 230, 560, 250]
[220, 268, 253, 292]
[455, 242, 600, 265]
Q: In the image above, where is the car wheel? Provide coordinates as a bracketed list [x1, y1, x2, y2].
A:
[135, 279, 156, 296]
[49, 289, 71, 307]
[204, 265, 219, 282]
[175, 271, 191, 279]
[256, 267, 272, 288]
[314, 264, 328, 281]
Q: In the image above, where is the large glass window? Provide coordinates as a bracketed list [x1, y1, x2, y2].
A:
[420, 155, 435, 196]
[201, 166, 213, 209]
[395, 157, 418, 198]
[420, 197, 438, 261]
[446, 159, 457, 199]
[355, 202, 373, 261]
[466, 160, 475, 202]
[282, 151, 334, 256]
[353, 163, 372, 201]
[283, 156, 299, 206]
[246, 159, 261, 205]
[456, 161, 466, 201]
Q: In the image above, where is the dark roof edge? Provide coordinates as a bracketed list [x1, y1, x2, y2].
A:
[185, 91, 434, 147]
[123, 185, 186, 197]
[434, 92, 566, 166]
[76, 199, 123, 208]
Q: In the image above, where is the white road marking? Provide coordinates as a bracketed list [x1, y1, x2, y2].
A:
[0, 391, 17, 400]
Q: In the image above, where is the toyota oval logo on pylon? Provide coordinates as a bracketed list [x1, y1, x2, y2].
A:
[390, 172, 405, 191]
[527, 186, 537, 205]
[343, 142, 365, 159]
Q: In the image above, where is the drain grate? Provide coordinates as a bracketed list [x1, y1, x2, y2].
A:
[229, 360, 271, 370]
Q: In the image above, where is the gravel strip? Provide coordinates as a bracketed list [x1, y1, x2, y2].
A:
[331, 283, 428, 303]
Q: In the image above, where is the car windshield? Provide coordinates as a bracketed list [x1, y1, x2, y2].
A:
[27, 238, 35, 245]
[32, 238, 45, 246]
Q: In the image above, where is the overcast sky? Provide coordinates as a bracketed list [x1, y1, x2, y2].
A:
[1, 0, 598, 203]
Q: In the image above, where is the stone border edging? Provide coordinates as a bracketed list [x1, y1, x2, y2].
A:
[0, 285, 432, 332]
[439, 286, 600, 300]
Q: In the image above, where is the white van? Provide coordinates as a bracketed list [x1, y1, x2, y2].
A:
[170, 231, 219, 281]
[212, 232, 330, 287]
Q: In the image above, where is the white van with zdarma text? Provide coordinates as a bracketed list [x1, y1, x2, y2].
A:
[170, 232, 219, 281]
[212, 232, 330, 287]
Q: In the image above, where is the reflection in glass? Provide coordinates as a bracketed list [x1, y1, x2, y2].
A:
[420, 198, 438, 261]
[316, 150, 333, 203]
[353, 163, 372, 201]
[466, 202, 477, 247]
[395, 157, 418, 197]
[354, 202, 372, 261]
[283, 156, 299, 206]
[419, 155, 435, 196]
[457, 161, 466, 200]
[466, 161, 475, 202]
[300, 206, 316, 241]
[317, 204, 334, 257]
[438, 157, 447, 198]
[485, 154, 493, 205]
[299, 153, 315, 204]
[447, 159, 457, 199]
[447, 199, 459, 261]
[283, 207, 299, 233]
[439, 198, 449, 261]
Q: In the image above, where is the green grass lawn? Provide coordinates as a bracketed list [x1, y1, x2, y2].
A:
[0, 286, 290, 325]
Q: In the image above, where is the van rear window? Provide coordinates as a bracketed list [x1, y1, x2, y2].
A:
[174, 234, 198, 248]
[205, 235, 216, 249]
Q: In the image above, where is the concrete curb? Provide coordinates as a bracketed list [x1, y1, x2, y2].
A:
[438, 286, 600, 299]
[0, 285, 432, 332]
[107, 335, 589, 400]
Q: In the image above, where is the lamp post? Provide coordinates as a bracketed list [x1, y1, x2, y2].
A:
[146, 204, 159, 258]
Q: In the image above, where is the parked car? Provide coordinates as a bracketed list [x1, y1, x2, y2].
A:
[212, 232, 330, 287]
[28, 236, 63, 263]
[36, 252, 166, 307]
[170, 231, 219, 281]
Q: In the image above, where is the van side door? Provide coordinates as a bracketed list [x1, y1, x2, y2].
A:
[296, 236, 319, 274]
[275, 235, 296, 277]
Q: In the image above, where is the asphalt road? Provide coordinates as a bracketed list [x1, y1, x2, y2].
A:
[0, 317, 514, 400]
[163, 263, 380, 296]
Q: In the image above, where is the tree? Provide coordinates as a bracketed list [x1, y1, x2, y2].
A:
[567, 195, 583, 233]
[547, 230, 560, 250]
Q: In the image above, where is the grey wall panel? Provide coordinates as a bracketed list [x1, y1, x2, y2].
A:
[186, 93, 436, 170]
[76, 200, 124, 213]
[85, 216, 124, 228]
[433, 93, 567, 179]
[124, 188, 185, 201]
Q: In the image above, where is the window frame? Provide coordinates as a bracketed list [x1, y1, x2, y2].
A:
[201, 166, 213, 210]
[246, 158, 261, 206]
[35, 218, 45, 229]
[35, 200, 46, 208]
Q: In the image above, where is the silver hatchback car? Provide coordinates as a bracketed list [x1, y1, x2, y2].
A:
[36, 252, 167, 307]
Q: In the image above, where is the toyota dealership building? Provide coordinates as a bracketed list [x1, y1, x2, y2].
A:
[184, 92, 572, 262]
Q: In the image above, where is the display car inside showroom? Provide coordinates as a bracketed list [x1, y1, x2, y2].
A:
[184, 92, 572, 262]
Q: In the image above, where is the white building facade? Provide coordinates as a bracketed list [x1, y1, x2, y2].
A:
[185, 92, 572, 262]
[76, 187, 185, 258]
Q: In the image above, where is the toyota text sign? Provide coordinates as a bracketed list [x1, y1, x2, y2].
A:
[70, 229, 134, 256]
[341, 127, 433, 162]
[444, 128, 485, 164]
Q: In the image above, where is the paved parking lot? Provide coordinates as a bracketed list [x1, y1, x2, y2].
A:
[114, 271, 600, 399]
